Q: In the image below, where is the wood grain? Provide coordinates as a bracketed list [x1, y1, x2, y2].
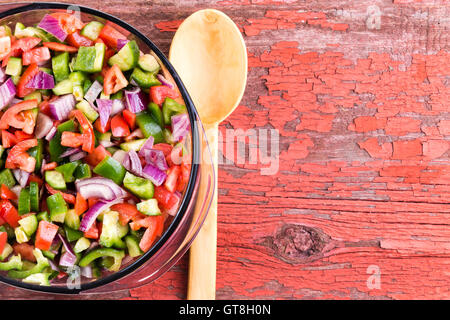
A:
[0, 0, 449, 300]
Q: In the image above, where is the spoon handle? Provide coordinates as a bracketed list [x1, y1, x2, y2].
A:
[188, 123, 218, 300]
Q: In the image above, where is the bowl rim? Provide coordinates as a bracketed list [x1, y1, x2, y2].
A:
[0, 2, 201, 294]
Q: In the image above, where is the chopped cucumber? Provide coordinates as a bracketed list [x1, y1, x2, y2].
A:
[119, 139, 146, 152]
[5, 56, 22, 77]
[108, 40, 140, 71]
[81, 21, 104, 41]
[45, 171, 66, 190]
[138, 54, 160, 73]
[136, 199, 161, 216]
[18, 215, 38, 237]
[52, 79, 73, 95]
[76, 99, 99, 122]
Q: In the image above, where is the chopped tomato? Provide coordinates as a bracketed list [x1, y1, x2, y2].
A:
[154, 185, 179, 211]
[122, 109, 136, 130]
[70, 110, 95, 153]
[0, 184, 17, 200]
[103, 48, 115, 67]
[5, 138, 37, 173]
[177, 163, 191, 192]
[12, 242, 36, 262]
[66, 31, 93, 48]
[42, 161, 57, 171]
[85, 145, 111, 167]
[98, 24, 127, 48]
[61, 131, 84, 148]
[14, 37, 42, 52]
[164, 165, 180, 193]
[111, 203, 145, 226]
[153, 143, 175, 166]
[150, 85, 179, 106]
[0, 216, 4, 226]
[38, 100, 51, 116]
[16, 63, 40, 97]
[0, 36, 11, 61]
[88, 197, 98, 209]
[22, 46, 51, 65]
[0, 200, 20, 228]
[83, 221, 99, 239]
[45, 183, 76, 204]
[111, 114, 130, 137]
[0, 231, 6, 254]
[74, 193, 88, 216]
[103, 64, 128, 95]
[139, 215, 165, 252]
[94, 117, 111, 134]
[51, 12, 85, 34]
[2, 130, 18, 148]
[0, 99, 38, 132]
[43, 42, 77, 53]
[28, 174, 43, 188]
[14, 130, 34, 142]
[35, 220, 59, 251]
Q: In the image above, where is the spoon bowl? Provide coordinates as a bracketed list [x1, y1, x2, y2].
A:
[169, 9, 247, 124]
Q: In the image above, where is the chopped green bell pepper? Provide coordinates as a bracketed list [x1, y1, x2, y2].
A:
[79, 248, 125, 272]
[93, 156, 126, 185]
[162, 98, 186, 125]
[27, 139, 44, 173]
[0, 255, 23, 271]
[49, 119, 76, 162]
[0, 169, 16, 188]
[135, 112, 164, 143]
[52, 51, 70, 82]
[22, 272, 51, 286]
[8, 249, 49, 279]
[65, 226, 83, 242]
[18, 188, 30, 215]
[55, 161, 80, 183]
[147, 101, 164, 128]
[125, 235, 143, 258]
[74, 163, 91, 180]
[47, 193, 68, 223]
[130, 67, 161, 88]
[123, 172, 154, 199]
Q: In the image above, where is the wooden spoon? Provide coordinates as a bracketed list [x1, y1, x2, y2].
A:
[169, 9, 247, 300]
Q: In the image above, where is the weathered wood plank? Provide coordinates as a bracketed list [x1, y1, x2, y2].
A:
[0, 0, 448, 300]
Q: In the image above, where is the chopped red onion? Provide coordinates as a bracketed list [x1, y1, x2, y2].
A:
[34, 112, 53, 139]
[84, 80, 103, 103]
[49, 94, 76, 121]
[142, 164, 167, 186]
[25, 71, 55, 89]
[69, 151, 87, 162]
[60, 147, 81, 158]
[157, 74, 174, 89]
[171, 113, 189, 142]
[81, 266, 93, 278]
[144, 149, 168, 171]
[0, 78, 16, 111]
[57, 234, 77, 267]
[13, 169, 30, 188]
[0, 67, 6, 84]
[96, 99, 113, 128]
[111, 99, 125, 115]
[79, 199, 124, 232]
[123, 150, 142, 176]
[117, 39, 129, 51]
[124, 87, 147, 113]
[99, 140, 116, 148]
[112, 150, 127, 163]
[45, 126, 57, 141]
[138, 136, 154, 157]
[38, 14, 67, 42]
[76, 177, 127, 201]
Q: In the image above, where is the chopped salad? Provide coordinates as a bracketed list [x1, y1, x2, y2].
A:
[0, 12, 191, 286]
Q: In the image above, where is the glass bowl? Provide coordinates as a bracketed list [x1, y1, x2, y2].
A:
[0, 2, 215, 294]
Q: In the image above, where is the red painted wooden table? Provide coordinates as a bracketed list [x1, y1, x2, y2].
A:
[0, 0, 449, 300]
